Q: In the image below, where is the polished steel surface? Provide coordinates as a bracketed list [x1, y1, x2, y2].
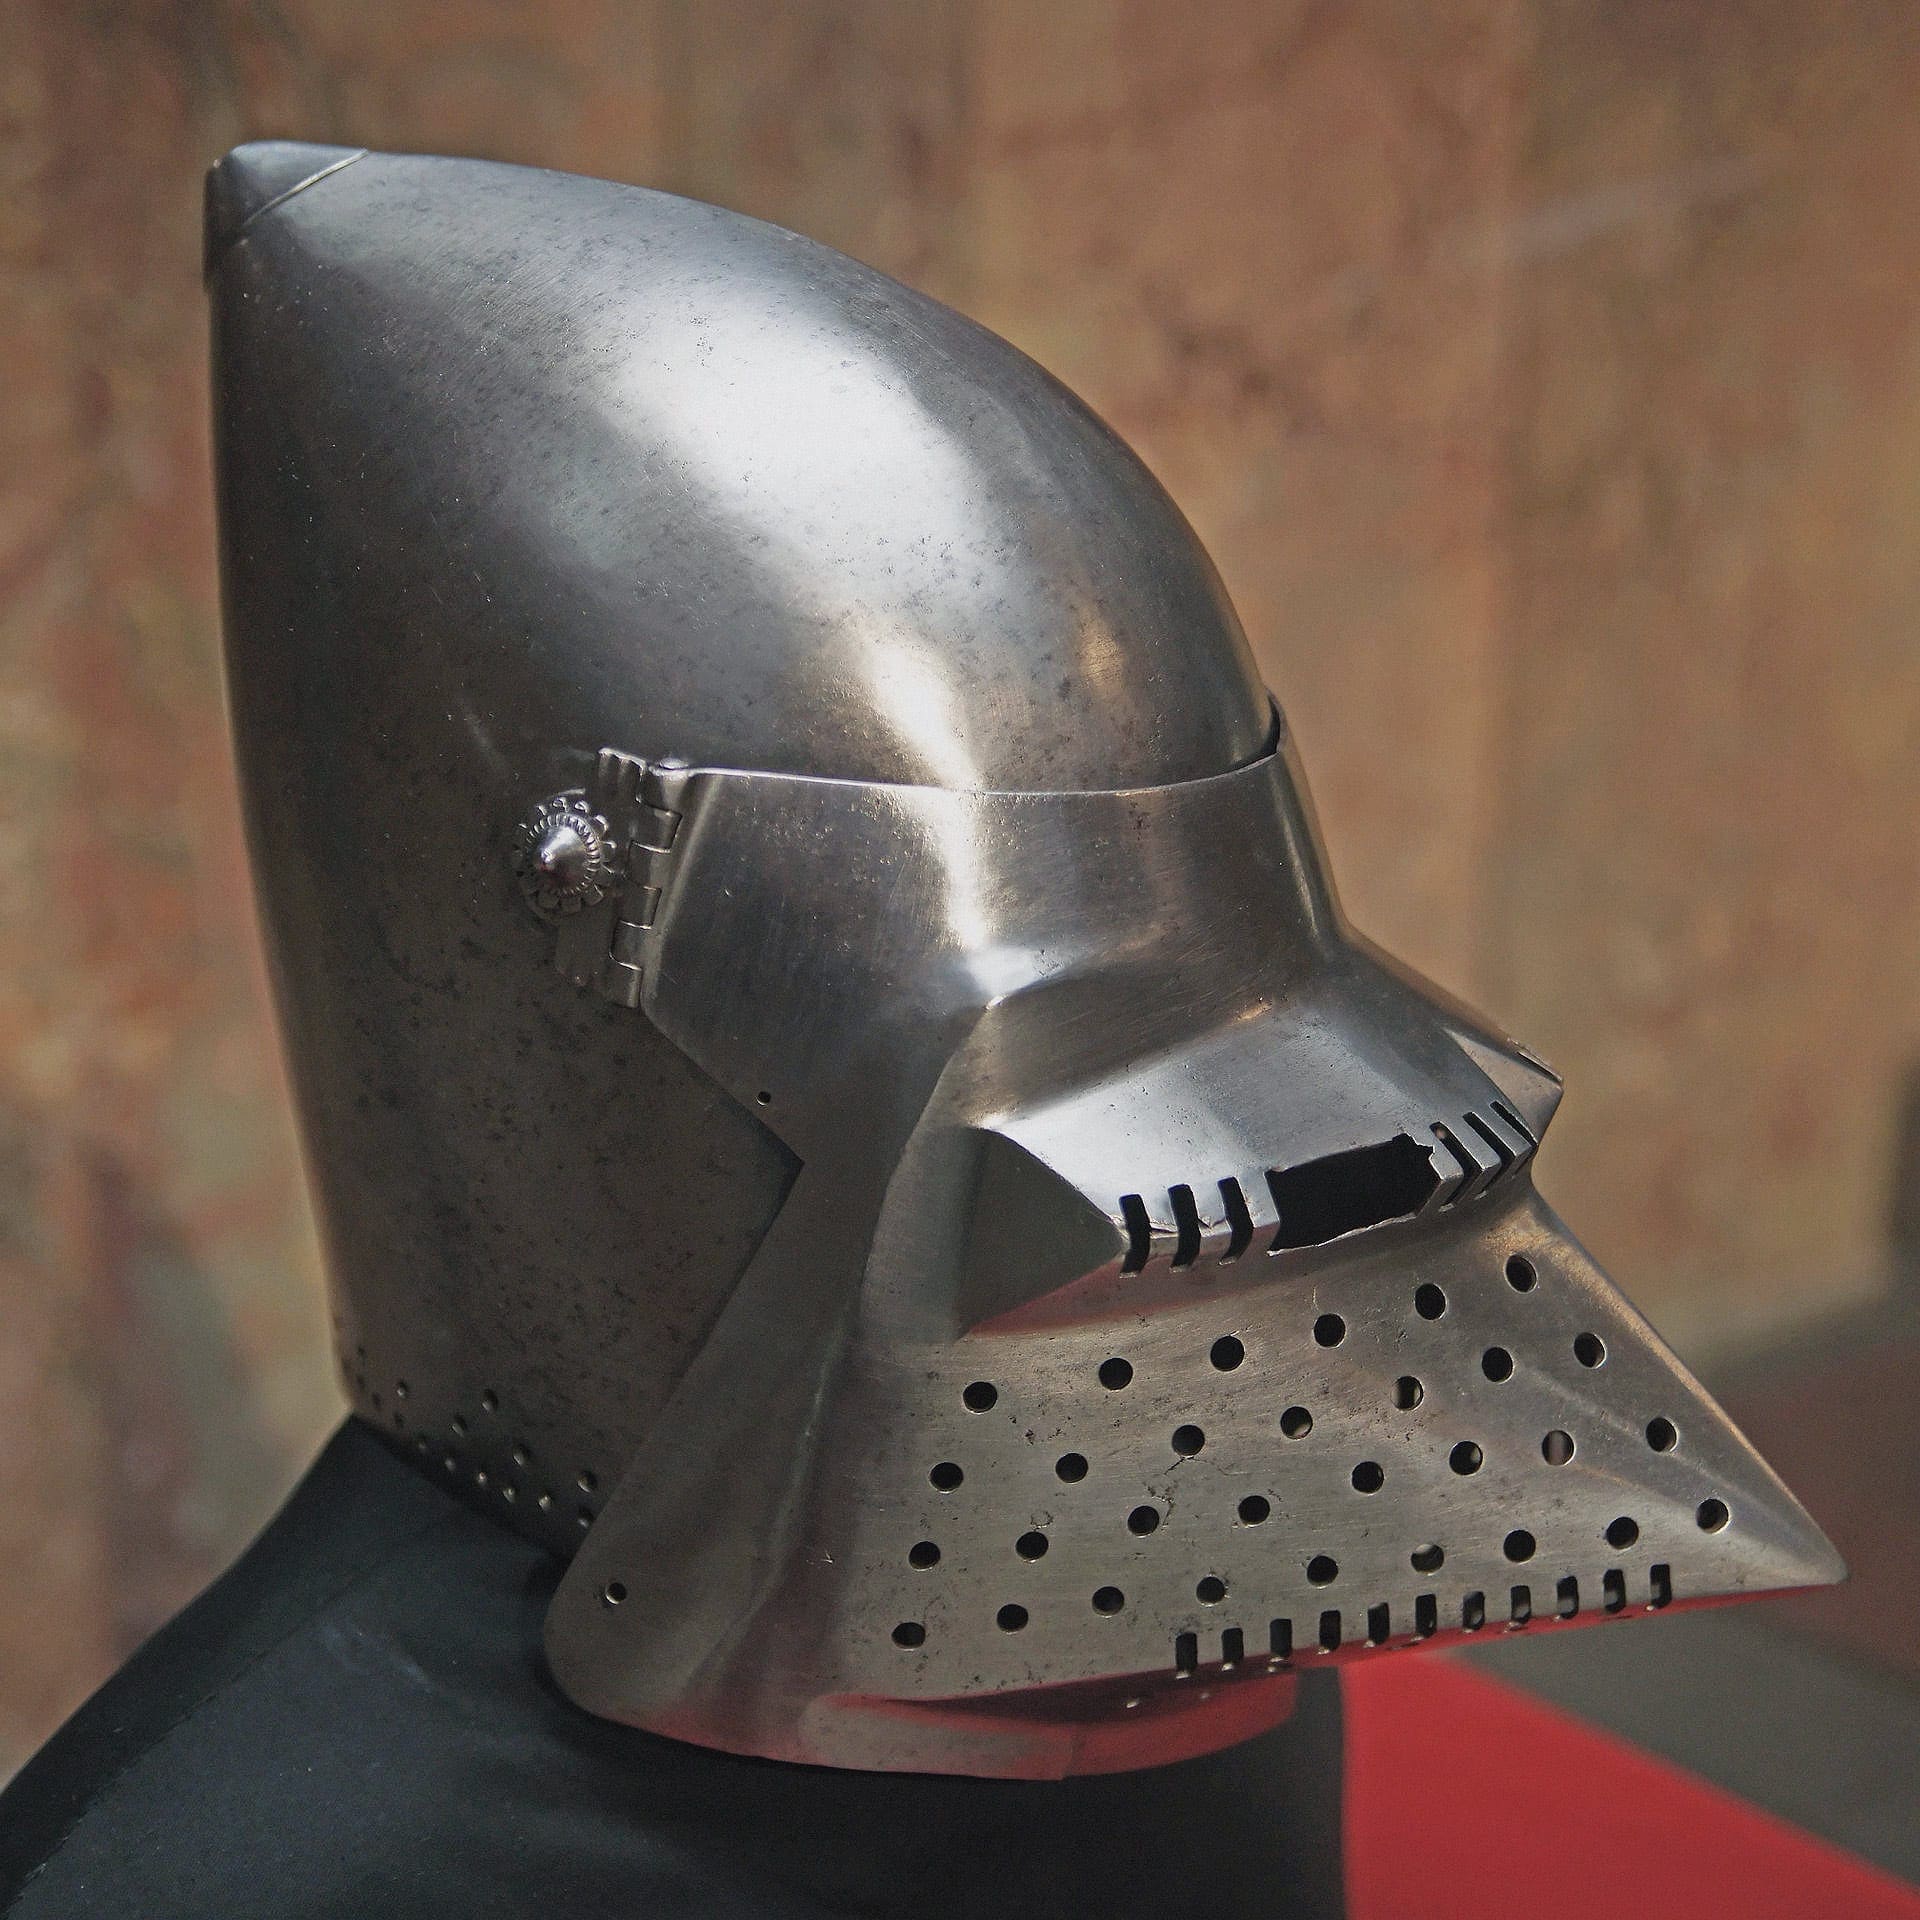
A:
[209, 143, 1843, 1780]
[539, 735, 1841, 1774]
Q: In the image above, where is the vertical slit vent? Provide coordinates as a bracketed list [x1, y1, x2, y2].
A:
[1269, 1618, 1293, 1660]
[1221, 1626, 1245, 1666]
[1174, 1631, 1198, 1674]
[1318, 1610, 1342, 1652]
[1509, 1585, 1532, 1626]
[1414, 1594, 1437, 1639]
[1168, 1185, 1202, 1268]
[1649, 1563, 1672, 1610]
[1464, 1111, 1517, 1172]
[1462, 1591, 1486, 1631]
[1602, 1569, 1626, 1614]
[1366, 1603, 1390, 1646]
[1218, 1177, 1254, 1261]
[1491, 1099, 1536, 1146]
[1119, 1194, 1151, 1273]
[1557, 1575, 1580, 1618]
[1431, 1123, 1475, 1205]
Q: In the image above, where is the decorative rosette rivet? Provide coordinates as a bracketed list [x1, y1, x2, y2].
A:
[513, 794, 618, 917]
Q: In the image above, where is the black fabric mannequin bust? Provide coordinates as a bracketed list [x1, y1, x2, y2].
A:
[0, 1420, 1346, 1918]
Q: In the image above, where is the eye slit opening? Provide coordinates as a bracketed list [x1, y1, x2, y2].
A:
[1218, 1177, 1255, 1260]
[1264, 1135, 1440, 1250]
[1168, 1184, 1202, 1268]
[1118, 1194, 1152, 1273]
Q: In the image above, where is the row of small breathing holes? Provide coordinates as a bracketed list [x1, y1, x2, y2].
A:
[1171, 1562, 1675, 1671]
[350, 1351, 606, 1535]
[891, 1253, 1727, 1649]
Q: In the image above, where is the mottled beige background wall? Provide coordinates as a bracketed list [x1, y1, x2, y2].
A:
[3, 0, 1917, 1771]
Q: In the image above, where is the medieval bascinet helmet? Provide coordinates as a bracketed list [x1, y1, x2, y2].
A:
[207, 142, 1841, 1780]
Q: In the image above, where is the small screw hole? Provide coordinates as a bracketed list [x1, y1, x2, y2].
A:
[1574, 1331, 1607, 1368]
[1015, 1530, 1049, 1561]
[893, 1621, 926, 1648]
[1505, 1254, 1537, 1291]
[1411, 1543, 1445, 1574]
[1306, 1554, 1339, 1586]
[1127, 1504, 1161, 1536]
[1605, 1516, 1639, 1549]
[1542, 1429, 1575, 1465]
[962, 1380, 998, 1412]
[1210, 1335, 1245, 1371]
[929, 1461, 964, 1491]
[1415, 1283, 1447, 1320]
[1313, 1312, 1346, 1347]
[1092, 1586, 1125, 1614]
[1055, 1452, 1089, 1483]
[1238, 1494, 1271, 1525]
[1697, 1498, 1730, 1532]
[1393, 1375, 1424, 1410]
[1449, 1441, 1484, 1475]
[1280, 1405, 1313, 1439]
[1351, 1460, 1385, 1494]
[1503, 1529, 1536, 1563]
[602, 1581, 627, 1607]
[1481, 1346, 1515, 1382]
[996, 1603, 1029, 1632]
[1099, 1357, 1134, 1391]
[1171, 1423, 1206, 1457]
[908, 1540, 941, 1569]
[1196, 1575, 1227, 1605]
[1646, 1416, 1678, 1452]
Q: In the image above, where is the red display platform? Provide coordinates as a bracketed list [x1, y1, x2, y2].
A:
[1344, 1656, 1920, 1919]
